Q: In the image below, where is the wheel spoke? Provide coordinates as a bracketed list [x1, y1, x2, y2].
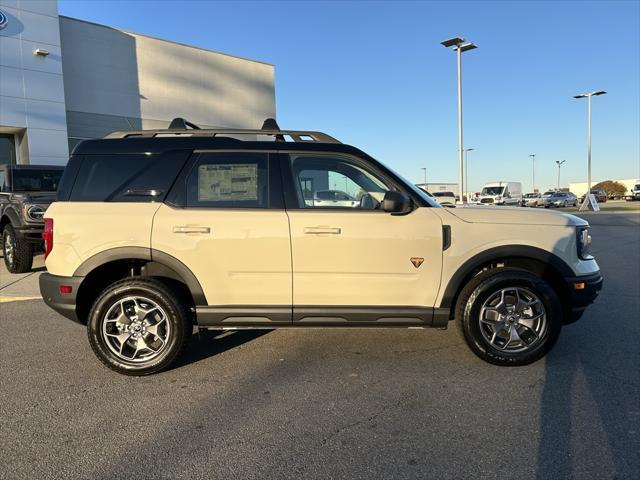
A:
[145, 318, 166, 338]
[518, 312, 543, 330]
[503, 325, 522, 350]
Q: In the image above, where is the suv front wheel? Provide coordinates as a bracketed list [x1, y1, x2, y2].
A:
[87, 278, 192, 375]
[3, 224, 34, 274]
[456, 269, 562, 366]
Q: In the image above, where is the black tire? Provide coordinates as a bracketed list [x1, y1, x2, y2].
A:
[87, 278, 192, 375]
[455, 269, 562, 366]
[2, 224, 33, 274]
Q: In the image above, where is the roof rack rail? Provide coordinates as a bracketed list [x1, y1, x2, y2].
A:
[104, 118, 341, 144]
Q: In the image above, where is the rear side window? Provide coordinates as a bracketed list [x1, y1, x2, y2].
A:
[185, 152, 268, 208]
[69, 151, 189, 202]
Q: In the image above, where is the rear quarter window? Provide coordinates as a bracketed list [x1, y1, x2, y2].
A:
[68, 151, 190, 202]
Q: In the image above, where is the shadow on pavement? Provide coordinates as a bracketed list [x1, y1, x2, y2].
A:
[172, 329, 272, 370]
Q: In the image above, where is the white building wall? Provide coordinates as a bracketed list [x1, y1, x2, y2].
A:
[569, 178, 640, 196]
[59, 16, 275, 141]
[0, 0, 69, 165]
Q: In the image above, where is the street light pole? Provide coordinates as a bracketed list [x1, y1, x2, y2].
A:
[574, 90, 606, 197]
[464, 148, 474, 201]
[529, 154, 536, 192]
[421, 167, 427, 187]
[556, 160, 566, 190]
[441, 37, 477, 204]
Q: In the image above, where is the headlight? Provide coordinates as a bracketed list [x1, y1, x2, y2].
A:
[577, 226, 592, 260]
[24, 204, 45, 221]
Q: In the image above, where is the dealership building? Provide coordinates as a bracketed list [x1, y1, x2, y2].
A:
[0, 0, 275, 166]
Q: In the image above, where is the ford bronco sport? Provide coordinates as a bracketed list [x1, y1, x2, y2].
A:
[39, 118, 603, 375]
[1, 164, 64, 273]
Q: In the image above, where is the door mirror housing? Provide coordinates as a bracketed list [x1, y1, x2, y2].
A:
[381, 191, 411, 214]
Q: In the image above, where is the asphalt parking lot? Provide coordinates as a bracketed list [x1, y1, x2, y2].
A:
[1, 212, 638, 480]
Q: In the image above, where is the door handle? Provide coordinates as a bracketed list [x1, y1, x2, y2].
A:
[304, 227, 342, 235]
[172, 226, 211, 234]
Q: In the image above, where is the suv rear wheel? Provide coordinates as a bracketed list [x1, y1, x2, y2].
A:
[87, 278, 192, 375]
[3, 224, 34, 274]
[456, 269, 562, 366]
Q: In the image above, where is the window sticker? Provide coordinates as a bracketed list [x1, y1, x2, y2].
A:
[198, 164, 258, 202]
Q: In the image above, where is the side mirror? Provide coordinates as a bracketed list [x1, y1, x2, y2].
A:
[382, 191, 411, 214]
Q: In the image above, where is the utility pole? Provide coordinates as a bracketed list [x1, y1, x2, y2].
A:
[529, 154, 536, 192]
[556, 160, 566, 190]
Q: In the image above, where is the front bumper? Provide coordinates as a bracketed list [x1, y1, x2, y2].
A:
[563, 271, 603, 323]
[39, 273, 84, 324]
[13, 224, 45, 246]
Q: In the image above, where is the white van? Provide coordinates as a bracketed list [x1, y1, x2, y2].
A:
[477, 181, 522, 206]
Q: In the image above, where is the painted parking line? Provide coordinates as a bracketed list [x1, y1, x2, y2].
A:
[0, 296, 42, 303]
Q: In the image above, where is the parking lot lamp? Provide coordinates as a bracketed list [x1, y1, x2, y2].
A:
[441, 36, 477, 204]
[421, 167, 427, 187]
[555, 160, 566, 190]
[464, 148, 474, 202]
[574, 91, 607, 196]
[529, 154, 536, 192]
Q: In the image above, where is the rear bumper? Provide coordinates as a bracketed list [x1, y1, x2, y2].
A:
[563, 271, 603, 323]
[39, 273, 84, 324]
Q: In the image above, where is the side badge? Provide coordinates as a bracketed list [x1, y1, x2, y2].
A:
[410, 257, 424, 268]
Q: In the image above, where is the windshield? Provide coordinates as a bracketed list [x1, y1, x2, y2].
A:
[524, 193, 538, 198]
[11, 169, 63, 192]
[542, 191, 555, 196]
[481, 186, 504, 195]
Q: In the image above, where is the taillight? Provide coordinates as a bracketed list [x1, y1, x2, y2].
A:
[43, 218, 53, 259]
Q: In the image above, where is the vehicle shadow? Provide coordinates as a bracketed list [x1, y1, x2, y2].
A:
[171, 329, 272, 369]
[536, 223, 640, 478]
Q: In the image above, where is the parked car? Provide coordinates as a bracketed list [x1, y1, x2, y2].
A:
[579, 189, 607, 203]
[311, 190, 359, 208]
[541, 191, 577, 208]
[431, 191, 457, 205]
[0, 164, 65, 273]
[477, 182, 522, 206]
[521, 192, 542, 207]
[625, 183, 640, 201]
[39, 118, 602, 375]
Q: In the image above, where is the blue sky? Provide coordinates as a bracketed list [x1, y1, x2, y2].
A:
[58, 0, 639, 192]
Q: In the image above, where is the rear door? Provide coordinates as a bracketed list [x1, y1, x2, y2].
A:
[153, 150, 292, 326]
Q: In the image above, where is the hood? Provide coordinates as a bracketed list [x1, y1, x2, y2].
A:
[10, 191, 57, 204]
[445, 205, 587, 226]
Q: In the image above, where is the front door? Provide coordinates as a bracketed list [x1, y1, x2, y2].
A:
[283, 153, 443, 325]
[152, 151, 292, 326]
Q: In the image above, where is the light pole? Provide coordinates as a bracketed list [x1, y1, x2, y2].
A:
[421, 167, 427, 187]
[529, 154, 536, 192]
[441, 36, 477, 204]
[464, 148, 474, 202]
[574, 90, 606, 199]
[555, 160, 566, 190]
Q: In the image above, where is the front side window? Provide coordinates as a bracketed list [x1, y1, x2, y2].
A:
[290, 155, 391, 210]
[186, 152, 268, 208]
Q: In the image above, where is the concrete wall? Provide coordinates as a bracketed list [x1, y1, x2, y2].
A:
[0, 0, 69, 165]
[59, 16, 275, 143]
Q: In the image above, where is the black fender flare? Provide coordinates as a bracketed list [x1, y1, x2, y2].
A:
[1, 206, 21, 229]
[439, 245, 574, 310]
[73, 247, 207, 305]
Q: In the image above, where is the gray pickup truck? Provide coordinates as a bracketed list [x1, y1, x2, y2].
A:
[1, 164, 64, 273]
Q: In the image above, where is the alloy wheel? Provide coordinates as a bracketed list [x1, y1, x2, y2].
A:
[102, 296, 171, 363]
[478, 287, 547, 353]
[4, 232, 15, 266]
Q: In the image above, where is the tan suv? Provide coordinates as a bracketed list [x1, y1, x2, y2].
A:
[39, 119, 603, 375]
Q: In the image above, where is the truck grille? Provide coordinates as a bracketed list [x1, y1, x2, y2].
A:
[480, 198, 494, 204]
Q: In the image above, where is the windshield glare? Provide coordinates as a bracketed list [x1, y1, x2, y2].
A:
[481, 186, 504, 195]
[11, 169, 63, 192]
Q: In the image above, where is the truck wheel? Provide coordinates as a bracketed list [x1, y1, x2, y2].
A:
[456, 269, 562, 366]
[87, 278, 192, 376]
[2, 224, 33, 274]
